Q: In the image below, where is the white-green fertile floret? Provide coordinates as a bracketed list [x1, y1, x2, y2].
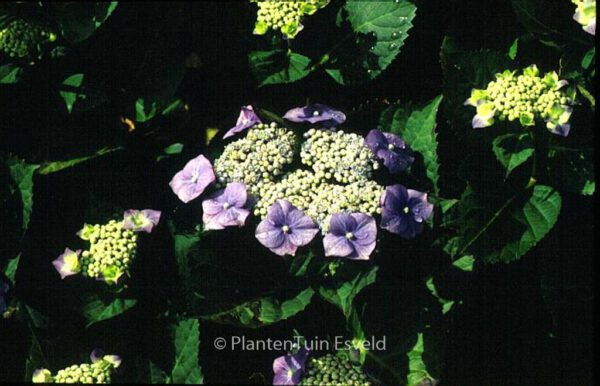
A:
[301, 128, 379, 184]
[214, 123, 297, 195]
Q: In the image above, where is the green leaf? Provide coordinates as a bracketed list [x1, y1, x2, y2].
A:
[406, 333, 435, 386]
[327, 0, 417, 84]
[59, 74, 84, 113]
[57, 2, 119, 43]
[38, 147, 122, 175]
[452, 255, 475, 272]
[581, 47, 595, 69]
[400, 95, 443, 194]
[0, 63, 22, 84]
[173, 232, 202, 289]
[492, 133, 535, 177]
[24, 328, 48, 381]
[259, 288, 315, 324]
[149, 362, 168, 384]
[510, 0, 563, 39]
[170, 318, 203, 384]
[7, 156, 39, 232]
[489, 185, 561, 263]
[248, 50, 312, 87]
[425, 277, 455, 314]
[4, 255, 20, 284]
[201, 287, 314, 328]
[81, 296, 137, 328]
[508, 38, 519, 60]
[135, 98, 159, 123]
[319, 265, 378, 318]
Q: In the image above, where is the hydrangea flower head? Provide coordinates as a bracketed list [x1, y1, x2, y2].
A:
[465, 65, 574, 135]
[256, 200, 319, 256]
[273, 348, 310, 385]
[52, 248, 82, 279]
[300, 352, 372, 385]
[223, 105, 262, 139]
[284, 104, 346, 127]
[572, 0, 596, 35]
[252, 0, 329, 39]
[364, 129, 414, 174]
[202, 182, 251, 230]
[169, 154, 216, 203]
[323, 213, 377, 260]
[123, 209, 162, 233]
[380, 185, 433, 239]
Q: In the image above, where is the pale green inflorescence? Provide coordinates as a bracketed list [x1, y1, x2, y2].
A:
[0, 19, 56, 59]
[252, 0, 329, 39]
[300, 353, 372, 386]
[571, 0, 596, 34]
[213, 122, 297, 194]
[467, 65, 573, 130]
[52, 362, 113, 384]
[214, 123, 384, 232]
[78, 220, 138, 284]
[301, 128, 379, 184]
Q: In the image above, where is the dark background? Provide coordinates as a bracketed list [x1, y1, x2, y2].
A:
[1, 1, 594, 385]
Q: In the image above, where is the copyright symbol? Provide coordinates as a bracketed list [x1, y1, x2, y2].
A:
[214, 337, 227, 350]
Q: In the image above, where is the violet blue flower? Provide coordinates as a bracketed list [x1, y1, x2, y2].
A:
[272, 348, 310, 385]
[169, 154, 216, 203]
[123, 209, 162, 233]
[202, 182, 251, 230]
[255, 200, 319, 256]
[223, 105, 262, 139]
[364, 129, 414, 174]
[91, 349, 122, 369]
[380, 185, 433, 239]
[283, 103, 346, 127]
[52, 248, 82, 279]
[323, 213, 377, 260]
[0, 279, 9, 314]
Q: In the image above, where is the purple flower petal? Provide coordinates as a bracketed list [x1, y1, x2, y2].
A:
[169, 154, 216, 203]
[223, 105, 262, 139]
[52, 248, 81, 279]
[123, 209, 162, 233]
[202, 182, 250, 230]
[256, 200, 318, 256]
[283, 104, 346, 127]
[324, 213, 377, 260]
[272, 349, 308, 385]
[380, 184, 433, 239]
[323, 232, 355, 257]
[256, 219, 286, 249]
[365, 129, 414, 174]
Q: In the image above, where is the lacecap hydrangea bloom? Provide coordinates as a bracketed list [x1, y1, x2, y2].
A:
[272, 349, 373, 386]
[465, 65, 574, 136]
[53, 209, 161, 285]
[0, 18, 56, 59]
[172, 104, 433, 261]
[33, 349, 121, 384]
[572, 0, 596, 35]
[252, 0, 330, 39]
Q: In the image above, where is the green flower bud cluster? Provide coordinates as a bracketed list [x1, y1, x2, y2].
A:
[468, 65, 572, 128]
[301, 128, 379, 184]
[300, 353, 372, 386]
[79, 220, 138, 284]
[252, 0, 329, 39]
[214, 123, 297, 195]
[52, 361, 113, 384]
[0, 19, 56, 59]
[253, 169, 383, 231]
